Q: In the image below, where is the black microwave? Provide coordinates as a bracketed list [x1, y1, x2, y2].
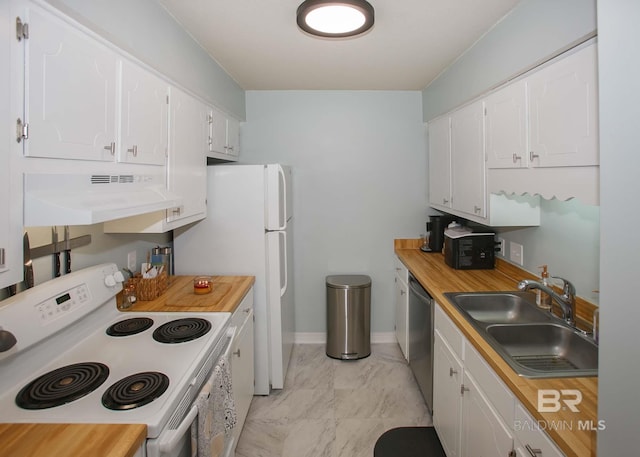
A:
[444, 229, 496, 270]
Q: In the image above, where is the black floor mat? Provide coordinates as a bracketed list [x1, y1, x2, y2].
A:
[373, 426, 446, 457]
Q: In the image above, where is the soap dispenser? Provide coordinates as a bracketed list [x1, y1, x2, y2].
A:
[537, 265, 552, 310]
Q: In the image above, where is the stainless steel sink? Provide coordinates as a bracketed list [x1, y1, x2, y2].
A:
[446, 292, 552, 324]
[486, 323, 598, 378]
[444, 291, 598, 378]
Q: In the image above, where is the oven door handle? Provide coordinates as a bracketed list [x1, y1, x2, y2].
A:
[223, 326, 237, 358]
[156, 326, 236, 455]
[157, 404, 198, 454]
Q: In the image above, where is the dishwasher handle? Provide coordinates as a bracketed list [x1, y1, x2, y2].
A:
[408, 274, 432, 303]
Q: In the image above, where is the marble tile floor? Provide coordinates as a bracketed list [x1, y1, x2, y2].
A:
[235, 343, 432, 457]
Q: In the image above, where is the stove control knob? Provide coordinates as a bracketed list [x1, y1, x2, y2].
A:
[113, 271, 125, 283]
[104, 275, 117, 287]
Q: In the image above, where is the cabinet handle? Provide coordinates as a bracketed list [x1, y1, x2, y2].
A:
[104, 142, 115, 155]
[449, 367, 457, 377]
[243, 308, 251, 314]
[443, 198, 449, 204]
[400, 290, 406, 296]
[512, 153, 522, 163]
[0, 247, 5, 268]
[525, 444, 543, 456]
[233, 349, 241, 357]
[474, 205, 482, 213]
[127, 145, 138, 157]
[460, 384, 469, 395]
[172, 207, 182, 216]
[529, 151, 540, 162]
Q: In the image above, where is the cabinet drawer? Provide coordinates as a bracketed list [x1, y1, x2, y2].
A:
[514, 403, 565, 457]
[394, 257, 408, 283]
[435, 303, 464, 360]
[231, 289, 254, 328]
[464, 340, 514, 426]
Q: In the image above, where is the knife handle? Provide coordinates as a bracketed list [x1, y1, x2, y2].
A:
[64, 251, 71, 274]
[54, 252, 61, 277]
[25, 265, 34, 289]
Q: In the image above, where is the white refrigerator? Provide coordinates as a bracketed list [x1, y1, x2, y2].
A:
[174, 164, 294, 394]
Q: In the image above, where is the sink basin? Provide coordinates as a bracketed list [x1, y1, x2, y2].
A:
[445, 292, 551, 324]
[486, 323, 598, 377]
[444, 291, 598, 378]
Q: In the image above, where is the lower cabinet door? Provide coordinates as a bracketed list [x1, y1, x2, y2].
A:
[433, 330, 463, 457]
[461, 371, 513, 457]
[231, 308, 254, 449]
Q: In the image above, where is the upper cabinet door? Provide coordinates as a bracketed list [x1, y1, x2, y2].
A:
[428, 117, 452, 208]
[486, 80, 528, 169]
[528, 44, 599, 168]
[208, 106, 227, 155]
[24, 4, 118, 161]
[119, 60, 168, 165]
[451, 100, 486, 218]
[167, 87, 207, 224]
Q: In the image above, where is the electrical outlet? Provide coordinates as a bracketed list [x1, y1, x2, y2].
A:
[509, 241, 524, 266]
[127, 250, 137, 271]
[497, 237, 506, 257]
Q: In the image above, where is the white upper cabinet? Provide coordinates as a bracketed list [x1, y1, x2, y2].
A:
[24, 3, 118, 161]
[119, 60, 169, 165]
[208, 106, 240, 161]
[450, 100, 486, 219]
[0, 0, 22, 290]
[428, 117, 452, 208]
[485, 80, 528, 169]
[528, 43, 598, 168]
[166, 87, 207, 225]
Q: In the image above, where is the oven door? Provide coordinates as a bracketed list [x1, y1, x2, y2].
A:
[146, 326, 236, 457]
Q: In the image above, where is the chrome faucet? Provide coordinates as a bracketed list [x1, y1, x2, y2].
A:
[518, 276, 576, 326]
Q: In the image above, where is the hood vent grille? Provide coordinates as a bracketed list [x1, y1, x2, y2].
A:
[90, 175, 135, 184]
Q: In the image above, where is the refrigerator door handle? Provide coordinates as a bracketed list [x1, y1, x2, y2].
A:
[277, 166, 287, 230]
[280, 231, 288, 296]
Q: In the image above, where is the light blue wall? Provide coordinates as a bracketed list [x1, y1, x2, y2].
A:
[597, 0, 640, 453]
[422, 0, 599, 301]
[422, 0, 597, 121]
[242, 91, 427, 334]
[45, 0, 245, 119]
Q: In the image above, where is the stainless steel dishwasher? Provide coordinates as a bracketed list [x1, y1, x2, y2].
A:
[408, 273, 434, 414]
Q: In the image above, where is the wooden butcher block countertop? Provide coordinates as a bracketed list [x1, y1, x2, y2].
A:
[0, 423, 146, 457]
[395, 240, 598, 457]
[0, 275, 254, 457]
[125, 275, 255, 313]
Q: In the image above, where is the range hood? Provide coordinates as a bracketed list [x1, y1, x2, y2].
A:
[24, 173, 182, 226]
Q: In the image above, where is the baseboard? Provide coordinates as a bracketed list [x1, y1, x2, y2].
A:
[294, 332, 397, 344]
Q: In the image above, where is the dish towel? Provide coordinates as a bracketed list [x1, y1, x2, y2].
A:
[191, 354, 237, 457]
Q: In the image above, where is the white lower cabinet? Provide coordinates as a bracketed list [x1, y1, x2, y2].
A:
[460, 370, 513, 457]
[394, 257, 409, 360]
[230, 289, 255, 451]
[513, 403, 565, 457]
[433, 302, 564, 457]
[433, 330, 463, 457]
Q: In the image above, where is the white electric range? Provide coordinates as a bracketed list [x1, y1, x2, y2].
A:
[0, 263, 231, 457]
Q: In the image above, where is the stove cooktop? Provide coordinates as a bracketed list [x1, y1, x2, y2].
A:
[0, 264, 231, 438]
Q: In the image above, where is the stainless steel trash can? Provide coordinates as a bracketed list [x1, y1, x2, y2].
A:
[326, 275, 371, 360]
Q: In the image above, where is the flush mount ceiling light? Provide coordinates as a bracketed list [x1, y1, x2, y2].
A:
[297, 0, 375, 38]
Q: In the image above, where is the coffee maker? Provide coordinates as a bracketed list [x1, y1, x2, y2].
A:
[422, 214, 455, 253]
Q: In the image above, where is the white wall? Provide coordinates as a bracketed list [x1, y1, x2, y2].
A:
[241, 91, 427, 333]
[597, 0, 640, 453]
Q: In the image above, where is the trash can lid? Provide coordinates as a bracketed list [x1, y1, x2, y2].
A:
[326, 275, 371, 289]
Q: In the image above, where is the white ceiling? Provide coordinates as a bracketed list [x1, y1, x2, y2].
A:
[158, 0, 521, 91]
